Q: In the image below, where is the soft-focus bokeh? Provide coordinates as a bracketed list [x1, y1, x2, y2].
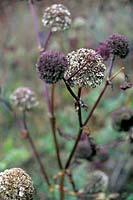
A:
[0, 0, 133, 199]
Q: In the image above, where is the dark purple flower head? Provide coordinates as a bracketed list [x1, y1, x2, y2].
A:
[106, 33, 129, 58]
[111, 107, 133, 132]
[96, 42, 110, 61]
[36, 50, 68, 84]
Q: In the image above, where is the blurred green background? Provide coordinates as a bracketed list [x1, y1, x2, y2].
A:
[0, 0, 133, 199]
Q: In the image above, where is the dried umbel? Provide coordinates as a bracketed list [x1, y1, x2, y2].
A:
[10, 87, 38, 111]
[64, 48, 106, 88]
[111, 107, 133, 132]
[0, 168, 34, 200]
[36, 50, 68, 84]
[42, 4, 71, 32]
[106, 33, 129, 58]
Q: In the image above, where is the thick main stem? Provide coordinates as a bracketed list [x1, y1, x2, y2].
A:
[22, 111, 50, 186]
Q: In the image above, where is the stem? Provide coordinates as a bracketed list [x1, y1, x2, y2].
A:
[83, 81, 108, 126]
[43, 30, 52, 51]
[63, 79, 79, 102]
[28, 0, 42, 49]
[28, 0, 52, 52]
[28, 0, 76, 196]
[22, 111, 51, 186]
[66, 169, 77, 192]
[65, 128, 82, 169]
[50, 84, 63, 170]
[60, 174, 65, 200]
[108, 54, 115, 79]
[77, 88, 83, 127]
[65, 55, 116, 169]
[63, 79, 88, 110]
[49, 84, 64, 200]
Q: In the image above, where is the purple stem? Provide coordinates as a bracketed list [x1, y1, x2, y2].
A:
[108, 54, 115, 79]
[28, 0, 42, 49]
[43, 30, 52, 51]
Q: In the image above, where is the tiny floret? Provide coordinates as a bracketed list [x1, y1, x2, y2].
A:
[111, 107, 133, 132]
[42, 4, 72, 32]
[10, 87, 38, 111]
[0, 168, 34, 200]
[106, 33, 129, 58]
[36, 50, 68, 84]
[64, 48, 106, 88]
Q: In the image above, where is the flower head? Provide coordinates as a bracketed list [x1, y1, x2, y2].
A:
[36, 50, 68, 84]
[42, 4, 71, 32]
[96, 42, 110, 61]
[0, 168, 34, 200]
[111, 107, 133, 132]
[64, 48, 106, 88]
[106, 33, 129, 58]
[10, 87, 38, 111]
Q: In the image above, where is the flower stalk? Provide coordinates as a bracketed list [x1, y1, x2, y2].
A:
[22, 110, 51, 186]
[64, 57, 122, 170]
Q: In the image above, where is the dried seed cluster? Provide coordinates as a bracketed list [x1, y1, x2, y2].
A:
[36, 50, 68, 84]
[111, 107, 133, 132]
[106, 33, 129, 58]
[64, 48, 106, 88]
[42, 4, 71, 32]
[10, 87, 38, 111]
[0, 168, 34, 200]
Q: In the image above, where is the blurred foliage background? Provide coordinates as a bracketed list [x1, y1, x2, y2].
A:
[0, 0, 133, 199]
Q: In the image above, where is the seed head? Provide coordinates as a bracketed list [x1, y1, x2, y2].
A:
[42, 4, 71, 32]
[0, 168, 34, 200]
[106, 33, 129, 58]
[36, 50, 68, 84]
[64, 48, 106, 88]
[10, 87, 38, 111]
[111, 107, 133, 132]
